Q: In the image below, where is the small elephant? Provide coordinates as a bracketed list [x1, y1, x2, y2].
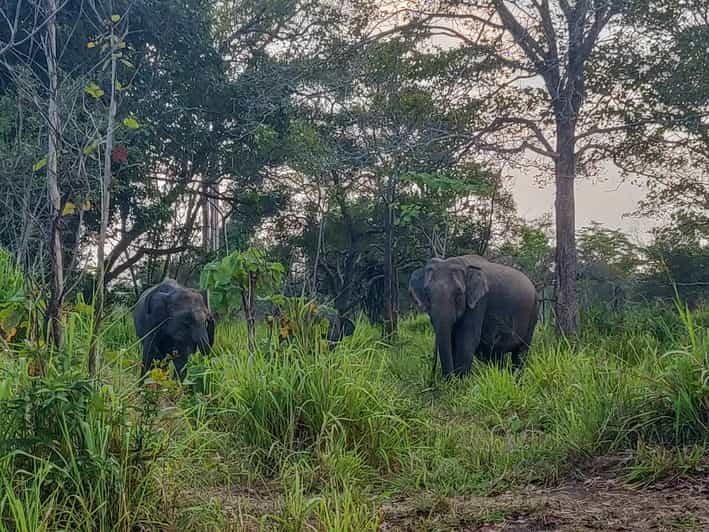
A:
[409, 255, 538, 378]
[133, 278, 215, 380]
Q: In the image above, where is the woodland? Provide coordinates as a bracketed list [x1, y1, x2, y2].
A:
[0, 0, 708, 530]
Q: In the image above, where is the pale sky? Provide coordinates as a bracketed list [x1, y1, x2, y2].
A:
[508, 164, 656, 244]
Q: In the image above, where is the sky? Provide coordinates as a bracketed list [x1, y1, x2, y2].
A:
[508, 164, 656, 244]
[415, 10, 660, 245]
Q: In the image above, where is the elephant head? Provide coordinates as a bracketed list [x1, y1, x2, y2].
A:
[134, 278, 215, 379]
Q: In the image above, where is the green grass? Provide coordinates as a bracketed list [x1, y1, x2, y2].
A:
[0, 297, 708, 529]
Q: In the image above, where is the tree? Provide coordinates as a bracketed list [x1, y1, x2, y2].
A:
[576, 222, 641, 310]
[610, 0, 709, 246]
[200, 248, 284, 360]
[279, 22, 496, 333]
[495, 216, 554, 288]
[87, 6, 133, 377]
[44, 0, 62, 347]
[640, 226, 709, 308]
[413, 0, 636, 334]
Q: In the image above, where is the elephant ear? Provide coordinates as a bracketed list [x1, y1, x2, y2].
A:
[144, 279, 178, 326]
[408, 268, 429, 311]
[465, 265, 489, 310]
[199, 289, 210, 310]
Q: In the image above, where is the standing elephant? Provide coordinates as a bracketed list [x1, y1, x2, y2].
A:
[409, 255, 538, 378]
[133, 278, 215, 380]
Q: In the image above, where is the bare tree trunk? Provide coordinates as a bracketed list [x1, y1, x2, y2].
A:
[383, 174, 398, 336]
[311, 194, 325, 299]
[201, 180, 209, 251]
[201, 178, 220, 252]
[45, 0, 63, 348]
[554, 123, 579, 336]
[88, 22, 118, 377]
[243, 273, 256, 364]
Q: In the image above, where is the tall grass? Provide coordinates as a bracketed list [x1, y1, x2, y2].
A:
[206, 321, 414, 478]
[1, 283, 708, 528]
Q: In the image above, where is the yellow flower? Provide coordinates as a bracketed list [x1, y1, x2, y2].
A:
[150, 367, 168, 382]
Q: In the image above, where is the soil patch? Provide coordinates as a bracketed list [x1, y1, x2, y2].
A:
[380, 477, 709, 531]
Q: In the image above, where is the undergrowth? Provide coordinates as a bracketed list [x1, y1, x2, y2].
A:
[0, 267, 708, 530]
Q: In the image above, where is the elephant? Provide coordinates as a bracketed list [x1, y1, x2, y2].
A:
[316, 307, 356, 345]
[409, 255, 538, 378]
[133, 278, 215, 380]
[267, 302, 355, 349]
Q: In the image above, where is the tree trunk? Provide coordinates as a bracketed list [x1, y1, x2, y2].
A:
[244, 272, 257, 364]
[202, 180, 210, 251]
[383, 173, 398, 336]
[554, 123, 579, 335]
[45, 0, 63, 348]
[88, 24, 118, 377]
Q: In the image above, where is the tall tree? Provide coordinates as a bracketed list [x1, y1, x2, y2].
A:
[415, 0, 631, 334]
[44, 0, 63, 347]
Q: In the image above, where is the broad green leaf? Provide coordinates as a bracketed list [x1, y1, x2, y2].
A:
[111, 14, 121, 22]
[32, 158, 47, 172]
[84, 83, 104, 99]
[122, 116, 140, 129]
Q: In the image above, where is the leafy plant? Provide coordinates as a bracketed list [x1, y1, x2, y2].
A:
[266, 297, 333, 355]
[200, 247, 284, 356]
[200, 248, 284, 314]
[0, 249, 38, 345]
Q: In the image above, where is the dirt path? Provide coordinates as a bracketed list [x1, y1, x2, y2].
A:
[380, 478, 709, 531]
[198, 476, 709, 531]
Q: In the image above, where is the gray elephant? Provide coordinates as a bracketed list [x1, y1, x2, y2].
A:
[409, 255, 538, 378]
[316, 307, 356, 345]
[133, 278, 215, 380]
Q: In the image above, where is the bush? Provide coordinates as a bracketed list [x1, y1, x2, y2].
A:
[0, 370, 168, 530]
[0, 249, 37, 345]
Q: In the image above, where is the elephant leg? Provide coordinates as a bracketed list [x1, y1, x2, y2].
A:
[509, 316, 537, 369]
[140, 333, 160, 378]
[453, 301, 487, 376]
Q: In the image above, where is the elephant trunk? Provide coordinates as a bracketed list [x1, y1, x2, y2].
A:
[433, 319, 455, 378]
[195, 327, 211, 357]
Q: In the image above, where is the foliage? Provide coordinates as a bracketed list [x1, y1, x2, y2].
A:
[0, 249, 36, 344]
[208, 328, 412, 477]
[266, 297, 333, 355]
[495, 217, 554, 289]
[200, 247, 284, 316]
[578, 222, 642, 278]
[0, 368, 167, 530]
[1, 296, 709, 526]
[640, 226, 709, 306]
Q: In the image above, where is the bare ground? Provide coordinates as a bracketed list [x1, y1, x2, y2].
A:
[379, 477, 709, 531]
[200, 475, 709, 531]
